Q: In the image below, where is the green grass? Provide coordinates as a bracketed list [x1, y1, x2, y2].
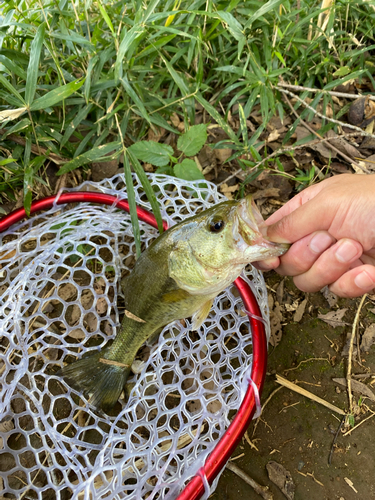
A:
[0, 0, 375, 230]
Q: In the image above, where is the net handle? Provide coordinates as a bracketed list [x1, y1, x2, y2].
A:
[0, 191, 267, 500]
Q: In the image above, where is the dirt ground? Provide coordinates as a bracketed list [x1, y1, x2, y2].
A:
[212, 275, 375, 500]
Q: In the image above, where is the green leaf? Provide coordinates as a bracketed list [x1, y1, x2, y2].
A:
[2, 117, 30, 139]
[332, 66, 351, 77]
[244, 0, 284, 29]
[97, 0, 115, 35]
[324, 70, 367, 91]
[123, 153, 141, 258]
[0, 74, 25, 106]
[177, 124, 207, 157]
[215, 11, 245, 43]
[115, 25, 143, 81]
[174, 159, 204, 181]
[120, 76, 151, 125]
[57, 141, 121, 175]
[0, 55, 27, 79]
[195, 93, 237, 143]
[25, 22, 46, 107]
[128, 141, 173, 167]
[30, 78, 85, 111]
[127, 149, 164, 234]
[60, 103, 93, 150]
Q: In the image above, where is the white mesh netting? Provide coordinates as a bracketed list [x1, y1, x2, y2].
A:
[0, 174, 270, 500]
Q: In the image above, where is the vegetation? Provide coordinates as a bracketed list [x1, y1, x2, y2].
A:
[0, 0, 375, 237]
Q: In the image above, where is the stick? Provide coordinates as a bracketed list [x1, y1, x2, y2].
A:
[275, 375, 345, 415]
[347, 294, 367, 415]
[277, 82, 375, 101]
[226, 462, 274, 500]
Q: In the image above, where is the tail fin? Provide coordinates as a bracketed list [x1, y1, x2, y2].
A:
[59, 350, 131, 412]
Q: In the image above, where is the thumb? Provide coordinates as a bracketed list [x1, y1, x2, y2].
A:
[264, 196, 334, 244]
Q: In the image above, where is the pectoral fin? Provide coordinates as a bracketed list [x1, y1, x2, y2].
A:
[161, 288, 191, 303]
[191, 299, 213, 330]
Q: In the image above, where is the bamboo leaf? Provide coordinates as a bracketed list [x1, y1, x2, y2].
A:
[127, 149, 164, 234]
[97, 0, 115, 35]
[30, 78, 85, 111]
[25, 22, 46, 107]
[115, 25, 143, 81]
[120, 76, 151, 125]
[0, 74, 25, 105]
[123, 153, 141, 258]
[57, 141, 121, 175]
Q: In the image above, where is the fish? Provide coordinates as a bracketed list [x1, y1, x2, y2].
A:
[60, 195, 288, 411]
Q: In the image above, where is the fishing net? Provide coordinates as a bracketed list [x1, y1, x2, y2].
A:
[0, 174, 270, 500]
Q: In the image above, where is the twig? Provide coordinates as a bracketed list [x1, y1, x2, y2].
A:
[276, 85, 375, 139]
[226, 462, 274, 500]
[281, 91, 368, 173]
[347, 294, 367, 415]
[275, 375, 345, 415]
[284, 357, 330, 374]
[328, 415, 345, 465]
[217, 131, 366, 188]
[252, 386, 283, 437]
[277, 82, 375, 101]
[0, 129, 68, 164]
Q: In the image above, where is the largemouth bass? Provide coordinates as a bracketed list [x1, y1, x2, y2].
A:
[60, 195, 288, 411]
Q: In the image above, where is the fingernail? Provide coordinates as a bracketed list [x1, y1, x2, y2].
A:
[354, 271, 375, 290]
[335, 240, 359, 263]
[309, 233, 334, 254]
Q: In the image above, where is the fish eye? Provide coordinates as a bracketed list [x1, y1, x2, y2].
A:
[209, 219, 225, 233]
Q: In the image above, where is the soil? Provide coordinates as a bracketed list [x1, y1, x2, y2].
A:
[211, 276, 375, 500]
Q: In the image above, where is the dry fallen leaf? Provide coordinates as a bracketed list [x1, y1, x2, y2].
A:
[266, 461, 295, 500]
[58, 283, 78, 301]
[268, 295, 283, 347]
[96, 296, 108, 315]
[293, 298, 308, 323]
[213, 148, 232, 163]
[332, 378, 375, 402]
[360, 324, 375, 352]
[318, 309, 348, 327]
[267, 129, 280, 143]
[68, 328, 86, 340]
[219, 183, 239, 200]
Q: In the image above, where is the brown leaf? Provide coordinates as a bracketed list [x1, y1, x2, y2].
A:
[266, 461, 295, 500]
[96, 297, 108, 315]
[267, 129, 280, 143]
[293, 298, 308, 323]
[58, 283, 78, 302]
[213, 148, 232, 163]
[269, 295, 283, 347]
[332, 378, 375, 402]
[68, 328, 86, 340]
[219, 183, 239, 200]
[318, 309, 348, 327]
[252, 188, 280, 200]
[360, 324, 375, 352]
[322, 286, 338, 308]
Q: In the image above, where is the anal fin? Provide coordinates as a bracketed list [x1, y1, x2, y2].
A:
[191, 299, 213, 330]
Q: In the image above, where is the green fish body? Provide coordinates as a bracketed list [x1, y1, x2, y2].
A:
[60, 195, 288, 411]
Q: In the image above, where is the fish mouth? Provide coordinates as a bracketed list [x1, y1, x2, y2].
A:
[234, 195, 289, 259]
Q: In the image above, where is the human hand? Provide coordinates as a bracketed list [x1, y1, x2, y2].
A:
[254, 174, 375, 297]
